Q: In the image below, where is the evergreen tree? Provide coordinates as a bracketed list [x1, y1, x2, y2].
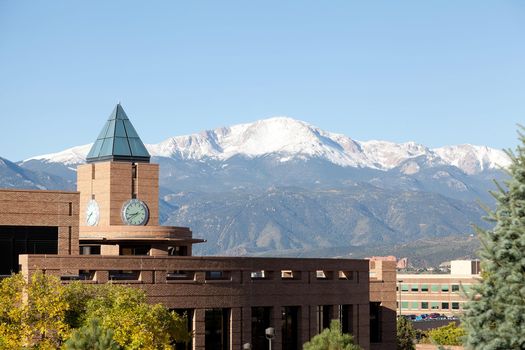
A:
[64, 318, 120, 350]
[303, 320, 362, 350]
[396, 316, 416, 350]
[462, 128, 525, 349]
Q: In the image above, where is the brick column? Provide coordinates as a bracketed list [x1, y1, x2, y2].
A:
[241, 307, 252, 347]
[357, 303, 371, 350]
[193, 309, 205, 350]
[231, 307, 242, 349]
[300, 304, 311, 346]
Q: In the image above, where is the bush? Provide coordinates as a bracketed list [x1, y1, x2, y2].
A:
[303, 320, 362, 350]
[427, 322, 465, 346]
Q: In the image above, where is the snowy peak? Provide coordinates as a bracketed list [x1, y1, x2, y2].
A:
[21, 116, 510, 174]
[434, 144, 511, 175]
[24, 144, 92, 165]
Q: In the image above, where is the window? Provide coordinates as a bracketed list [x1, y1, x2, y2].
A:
[316, 270, 333, 279]
[339, 305, 353, 334]
[251, 270, 267, 279]
[282, 270, 301, 280]
[411, 284, 418, 292]
[431, 285, 440, 292]
[173, 309, 193, 350]
[205, 271, 230, 280]
[370, 302, 382, 343]
[421, 302, 429, 309]
[441, 302, 449, 310]
[338, 271, 354, 280]
[441, 285, 449, 292]
[109, 270, 139, 281]
[401, 301, 409, 309]
[401, 284, 409, 292]
[411, 302, 418, 309]
[252, 307, 272, 350]
[282, 307, 299, 350]
[452, 302, 460, 310]
[317, 305, 332, 332]
[120, 245, 150, 256]
[421, 284, 429, 292]
[167, 270, 194, 281]
[205, 309, 230, 350]
[431, 302, 439, 310]
[452, 284, 460, 292]
[80, 245, 100, 255]
[168, 246, 188, 256]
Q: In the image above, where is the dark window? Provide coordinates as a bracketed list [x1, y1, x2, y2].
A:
[80, 245, 101, 255]
[442, 302, 449, 310]
[0, 226, 58, 275]
[452, 302, 460, 310]
[205, 308, 230, 350]
[282, 306, 299, 350]
[370, 302, 382, 343]
[168, 246, 188, 256]
[167, 270, 194, 281]
[421, 302, 429, 309]
[173, 309, 193, 350]
[252, 307, 271, 350]
[452, 284, 460, 292]
[109, 270, 140, 280]
[317, 305, 332, 333]
[205, 271, 230, 280]
[339, 304, 353, 334]
[120, 245, 150, 256]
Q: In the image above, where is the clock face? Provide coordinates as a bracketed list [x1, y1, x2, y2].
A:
[86, 199, 100, 226]
[121, 199, 149, 226]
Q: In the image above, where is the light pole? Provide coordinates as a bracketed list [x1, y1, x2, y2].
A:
[265, 327, 275, 350]
[398, 279, 404, 317]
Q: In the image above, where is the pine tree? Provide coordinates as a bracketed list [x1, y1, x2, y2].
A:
[462, 128, 525, 349]
[396, 316, 416, 350]
[64, 318, 120, 350]
[303, 320, 362, 350]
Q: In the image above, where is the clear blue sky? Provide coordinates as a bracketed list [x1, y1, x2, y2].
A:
[1, 1, 524, 161]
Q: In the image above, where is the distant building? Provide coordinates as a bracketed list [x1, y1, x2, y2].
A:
[396, 260, 480, 316]
[367, 255, 408, 270]
[1, 104, 397, 350]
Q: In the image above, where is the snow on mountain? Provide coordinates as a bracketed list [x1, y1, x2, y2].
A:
[24, 144, 92, 166]
[434, 145, 511, 175]
[21, 116, 510, 174]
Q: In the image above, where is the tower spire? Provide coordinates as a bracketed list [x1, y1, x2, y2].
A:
[86, 104, 150, 163]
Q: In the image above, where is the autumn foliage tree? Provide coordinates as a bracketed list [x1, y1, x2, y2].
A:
[0, 273, 69, 349]
[0, 273, 190, 349]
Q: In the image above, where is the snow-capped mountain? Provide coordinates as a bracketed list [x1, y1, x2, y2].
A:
[7, 116, 513, 261]
[22, 116, 510, 174]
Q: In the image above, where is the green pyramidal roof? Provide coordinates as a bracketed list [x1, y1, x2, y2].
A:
[86, 104, 151, 163]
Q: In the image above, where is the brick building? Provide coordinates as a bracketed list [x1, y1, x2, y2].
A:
[2, 104, 396, 350]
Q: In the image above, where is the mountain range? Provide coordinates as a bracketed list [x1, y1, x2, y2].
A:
[3, 117, 511, 265]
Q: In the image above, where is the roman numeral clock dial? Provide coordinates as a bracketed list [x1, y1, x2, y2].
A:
[121, 199, 149, 226]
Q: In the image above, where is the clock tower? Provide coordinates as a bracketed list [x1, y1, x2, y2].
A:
[77, 104, 198, 256]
